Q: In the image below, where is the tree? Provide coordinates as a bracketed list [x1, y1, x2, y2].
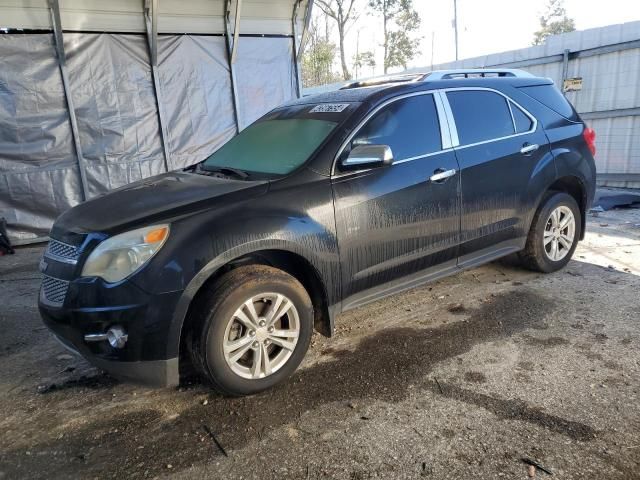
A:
[532, 0, 576, 45]
[301, 16, 342, 87]
[368, 0, 421, 74]
[353, 51, 376, 78]
[316, 0, 358, 80]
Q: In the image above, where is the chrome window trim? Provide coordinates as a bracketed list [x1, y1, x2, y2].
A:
[440, 87, 538, 150]
[439, 91, 459, 146]
[390, 148, 454, 166]
[507, 100, 517, 132]
[433, 91, 453, 150]
[331, 90, 450, 177]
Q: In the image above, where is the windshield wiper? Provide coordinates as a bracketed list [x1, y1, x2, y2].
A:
[193, 164, 250, 180]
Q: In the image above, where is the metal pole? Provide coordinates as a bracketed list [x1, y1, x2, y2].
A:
[298, 0, 314, 57]
[430, 31, 435, 69]
[561, 48, 570, 94]
[453, 0, 458, 61]
[230, 0, 242, 64]
[144, 0, 171, 171]
[224, 0, 242, 132]
[48, 0, 90, 201]
[292, 0, 303, 98]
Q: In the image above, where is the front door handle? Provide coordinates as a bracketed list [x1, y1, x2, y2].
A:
[429, 168, 457, 183]
[520, 143, 539, 155]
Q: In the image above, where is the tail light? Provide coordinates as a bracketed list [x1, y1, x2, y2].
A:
[583, 127, 596, 156]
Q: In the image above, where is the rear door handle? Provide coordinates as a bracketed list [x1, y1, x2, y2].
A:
[429, 168, 457, 183]
[520, 143, 539, 155]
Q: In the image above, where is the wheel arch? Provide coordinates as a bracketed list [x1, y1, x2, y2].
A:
[172, 243, 336, 377]
[543, 175, 587, 239]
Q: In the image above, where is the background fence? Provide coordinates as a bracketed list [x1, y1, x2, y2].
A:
[306, 21, 640, 190]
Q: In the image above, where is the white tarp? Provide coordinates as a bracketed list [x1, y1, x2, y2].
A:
[0, 33, 297, 242]
[0, 34, 83, 241]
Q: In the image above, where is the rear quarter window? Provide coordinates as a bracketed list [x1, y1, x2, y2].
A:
[518, 85, 578, 120]
[511, 102, 534, 133]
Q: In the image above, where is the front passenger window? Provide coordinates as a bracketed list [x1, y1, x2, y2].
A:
[351, 95, 441, 161]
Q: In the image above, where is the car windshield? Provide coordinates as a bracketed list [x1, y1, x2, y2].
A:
[201, 103, 355, 177]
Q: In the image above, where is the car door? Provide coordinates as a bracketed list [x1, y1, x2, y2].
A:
[443, 88, 551, 266]
[332, 92, 461, 310]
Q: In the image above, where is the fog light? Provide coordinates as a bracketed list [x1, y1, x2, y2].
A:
[106, 326, 128, 349]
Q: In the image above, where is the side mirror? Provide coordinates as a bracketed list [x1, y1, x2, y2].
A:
[341, 144, 394, 170]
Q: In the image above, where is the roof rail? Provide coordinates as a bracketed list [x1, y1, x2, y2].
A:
[425, 68, 534, 80]
[338, 68, 534, 90]
[340, 73, 429, 89]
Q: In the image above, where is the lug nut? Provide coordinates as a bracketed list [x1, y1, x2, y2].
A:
[249, 330, 256, 337]
[252, 341, 259, 349]
[267, 326, 274, 333]
[259, 320, 266, 327]
[264, 339, 271, 346]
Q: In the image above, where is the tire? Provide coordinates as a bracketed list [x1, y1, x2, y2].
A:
[187, 265, 313, 396]
[519, 191, 582, 273]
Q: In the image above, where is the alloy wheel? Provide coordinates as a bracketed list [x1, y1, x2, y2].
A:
[222, 293, 300, 379]
[543, 205, 575, 262]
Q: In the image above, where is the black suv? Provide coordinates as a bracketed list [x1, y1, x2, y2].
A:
[39, 69, 596, 396]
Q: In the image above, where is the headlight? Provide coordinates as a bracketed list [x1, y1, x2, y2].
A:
[81, 225, 170, 283]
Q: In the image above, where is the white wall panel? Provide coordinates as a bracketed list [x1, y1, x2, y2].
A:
[401, 22, 640, 187]
[1, 0, 306, 35]
[0, 0, 49, 29]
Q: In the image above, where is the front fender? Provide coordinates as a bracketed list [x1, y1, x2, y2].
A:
[167, 235, 340, 352]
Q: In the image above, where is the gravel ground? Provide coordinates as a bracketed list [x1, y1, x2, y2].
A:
[1, 207, 639, 480]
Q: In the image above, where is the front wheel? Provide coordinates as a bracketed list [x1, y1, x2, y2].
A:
[519, 192, 582, 273]
[188, 265, 313, 396]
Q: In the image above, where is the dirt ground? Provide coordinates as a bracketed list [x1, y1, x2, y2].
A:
[1, 207, 639, 480]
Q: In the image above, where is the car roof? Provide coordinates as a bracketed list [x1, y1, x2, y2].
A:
[288, 75, 553, 109]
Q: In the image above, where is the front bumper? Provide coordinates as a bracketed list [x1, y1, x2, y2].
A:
[50, 328, 179, 386]
[39, 275, 183, 388]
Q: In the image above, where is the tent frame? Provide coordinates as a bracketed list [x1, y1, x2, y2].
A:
[45, 0, 313, 196]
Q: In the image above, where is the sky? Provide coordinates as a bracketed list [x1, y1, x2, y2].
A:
[326, 0, 640, 78]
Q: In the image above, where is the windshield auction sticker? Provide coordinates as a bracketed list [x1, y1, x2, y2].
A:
[310, 103, 350, 113]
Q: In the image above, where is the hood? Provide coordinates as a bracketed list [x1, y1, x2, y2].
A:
[53, 172, 269, 234]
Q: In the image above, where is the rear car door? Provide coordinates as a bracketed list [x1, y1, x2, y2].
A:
[443, 88, 550, 266]
[332, 92, 461, 310]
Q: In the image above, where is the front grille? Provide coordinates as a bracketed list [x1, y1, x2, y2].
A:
[46, 239, 80, 262]
[41, 275, 69, 305]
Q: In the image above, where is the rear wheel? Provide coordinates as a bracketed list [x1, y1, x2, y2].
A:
[519, 192, 581, 273]
[188, 265, 313, 396]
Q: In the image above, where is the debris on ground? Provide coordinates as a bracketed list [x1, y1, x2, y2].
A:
[521, 457, 553, 475]
[447, 303, 466, 313]
[203, 425, 228, 457]
[591, 189, 640, 211]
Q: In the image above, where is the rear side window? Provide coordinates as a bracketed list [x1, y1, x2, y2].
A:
[511, 102, 534, 133]
[519, 84, 576, 119]
[352, 94, 441, 161]
[446, 90, 514, 145]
